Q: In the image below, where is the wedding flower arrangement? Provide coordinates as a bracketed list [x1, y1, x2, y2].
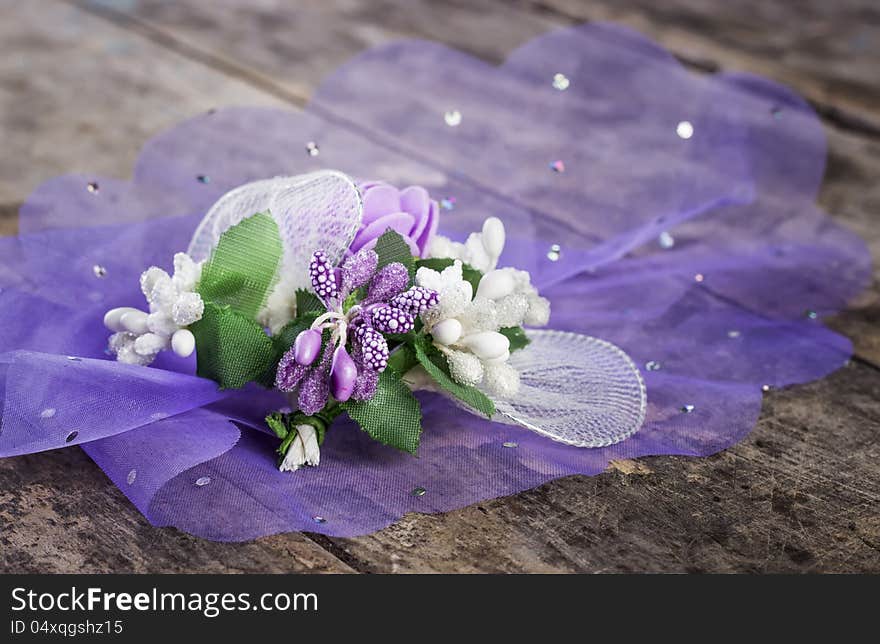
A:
[103, 179, 551, 471]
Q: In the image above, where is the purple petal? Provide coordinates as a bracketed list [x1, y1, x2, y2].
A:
[361, 183, 400, 225]
[415, 199, 439, 256]
[400, 186, 431, 240]
[351, 212, 415, 252]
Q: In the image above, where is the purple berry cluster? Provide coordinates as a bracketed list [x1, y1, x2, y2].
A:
[370, 305, 415, 335]
[390, 286, 439, 314]
[276, 248, 441, 413]
[309, 250, 339, 304]
[354, 326, 389, 372]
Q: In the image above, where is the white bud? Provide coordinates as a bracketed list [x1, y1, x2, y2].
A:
[483, 349, 510, 365]
[476, 269, 516, 300]
[483, 362, 520, 398]
[171, 292, 204, 326]
[431, 318, 462, 345]
[171, 329, 196, 358]
[524, 295, 551, 327]
[481, 217, 505, 259]
[134, 332, 168, 357]
[140, 267, 170, 300]
[461, 331, 510, 361]
[103, 307, 141, 332]
[446, 350, 484, 386]
[120, 310, 150, 335]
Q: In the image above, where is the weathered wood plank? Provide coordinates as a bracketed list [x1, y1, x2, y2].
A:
[0, 0, 877, 573]
[0, 447, 354, 573]
[0, 0, 351, 574]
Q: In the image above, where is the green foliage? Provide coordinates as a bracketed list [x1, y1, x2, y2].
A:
[413, 336, 494, 418]
[373, 229, 416, 278]
[196, 213, 283, 319]
[499, 326, 530, 353]
[295, 289, 324, 317]
[341, 369, 422, 454]
[190, 303, 276, 390]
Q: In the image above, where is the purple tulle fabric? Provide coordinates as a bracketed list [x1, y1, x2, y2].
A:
[0, 23, 870, 539]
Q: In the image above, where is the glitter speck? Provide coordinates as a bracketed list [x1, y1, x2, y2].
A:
[411, 486, 427, 497]
[195, 476, 211, 487]
[694, 273, 704, 283]
[39, 408, 56, 419]
[306, 141, 320, 157]
[440, 197, 456, 211]
[805, 309, 818, 320]
[547, 244, 561, 261]
[502, 441, 518, 448]
[762, 384, 772, 392]
[658, 231, 675, 249]
[66, 431, 78, 443]
[127, 469, 137, 485]
[645, 361, 662, 372]
[552, 72, 570, 91]
[66, 356, 82, 361]
[313, 516, 327, 524]
[92, 265, 108, 278]
[196, 174, 210, 184]
[444, 110, 462, 127]
[676, 120, 694, 139]
[86, 182, 100, 194]
[549, 160, 565, 173]
[727, 330, 741, 339]
[681, 404, 695, 414]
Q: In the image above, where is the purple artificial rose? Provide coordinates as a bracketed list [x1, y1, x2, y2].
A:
[351, 181, 439, 257]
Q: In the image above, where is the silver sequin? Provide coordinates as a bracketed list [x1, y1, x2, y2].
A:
[39, 408, 56, 419]
[645, 361, 662, 372]
[127, 469, 137, 485]
[676, 120, 694, 139]
[552, 73, 570, 91]
[680, 404, 695, 414]
[444, 110, 462, 127]
[195, 476, 212, 487]
[411, 486, 427, 497]
[502, 441, 518, 448]
[92, 265, 108, 278]
[306, 141, 320, 157]
[658, 231, 675, 249]
[547, 244, 561, 262]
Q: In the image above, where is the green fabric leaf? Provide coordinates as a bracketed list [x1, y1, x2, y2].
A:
[196, 213, 283, 319]
[374, 229, 415, 278]
[295, 289, 325, 316]
[342, 369, 422, 454]
[265, 412, 289, 440]
[414, 257, 483, 294]
[413, 335, 495, 418]
[190, 302, 277, 389]
[499, 326, 530, 353]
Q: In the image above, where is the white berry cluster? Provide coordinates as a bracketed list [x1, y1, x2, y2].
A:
[416, 217, 551, 398]
[104, 253, 204, 366]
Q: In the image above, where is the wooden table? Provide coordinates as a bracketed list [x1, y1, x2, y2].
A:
[1, 0, 878, 573]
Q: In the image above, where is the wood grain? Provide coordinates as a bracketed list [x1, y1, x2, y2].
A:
[0, 0, 877, 573]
